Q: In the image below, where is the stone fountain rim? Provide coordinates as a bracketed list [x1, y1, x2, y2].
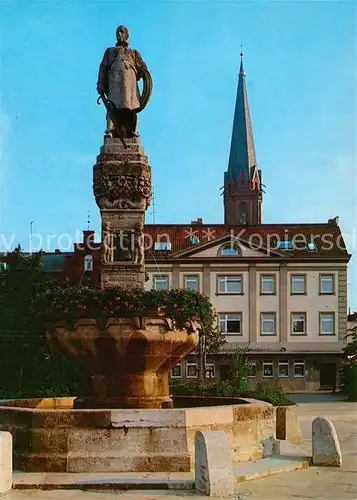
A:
[0, 396, 271, 412]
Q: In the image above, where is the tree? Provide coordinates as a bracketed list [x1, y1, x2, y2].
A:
[0, 246, 77, 398]
[341, 325, 357, 401]
[228, 347, 255, 388]
[197, 323, 226, 380]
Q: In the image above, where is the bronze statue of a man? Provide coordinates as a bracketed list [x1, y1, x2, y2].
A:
[97, 25, 152, 138]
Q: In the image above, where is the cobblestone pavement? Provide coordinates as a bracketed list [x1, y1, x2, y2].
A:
[3, 397, 357, 500]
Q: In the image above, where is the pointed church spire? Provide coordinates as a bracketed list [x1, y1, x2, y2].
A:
[227, 51, 257, 181]
[223, 52, 262, 226]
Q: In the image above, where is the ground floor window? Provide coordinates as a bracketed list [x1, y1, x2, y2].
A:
[205, 363, 215, 378]
[278, 361, 289, 378]
[186, 363, 198, 378]
[263, 361, 274, 378]
[171, 363, 182, 378]
[248, 361, 257, 378]
[294, 361, 305, 378]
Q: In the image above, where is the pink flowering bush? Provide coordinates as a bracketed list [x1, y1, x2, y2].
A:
[30, 285, 217, 330]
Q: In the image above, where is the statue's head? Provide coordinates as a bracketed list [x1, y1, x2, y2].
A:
[116, 25, 129, 45]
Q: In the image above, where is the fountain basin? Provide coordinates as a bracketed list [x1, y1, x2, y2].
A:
[0, 396, 275, 472]
[49, 317, 199, 409]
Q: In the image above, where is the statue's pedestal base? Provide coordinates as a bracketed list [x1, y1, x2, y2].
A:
[93, 137, 151, 290]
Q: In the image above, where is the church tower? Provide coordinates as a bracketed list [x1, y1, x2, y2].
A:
[224, 53, 262, 225]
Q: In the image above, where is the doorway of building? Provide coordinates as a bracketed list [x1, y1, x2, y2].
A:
[319, 363, 336, 391]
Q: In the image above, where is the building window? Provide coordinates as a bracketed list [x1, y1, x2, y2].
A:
[291, 275, 306, 295]
[171, 363, 182, 378]
[184, 275, 199, 291]
[153, 275, 169, 290]
[319, 274, 335, 295]
[186, 363, 198, 378]
[248, 361, 257, 378]
[260, 275, 276, 295]
[219, 313, 242, 335]
[219, 243, 241, 256]
[319, 312, 335, 335]
[278, 362, 289, 378]
[84, 255, 93, 272]
[205, 363, 215, 379]
[260, 313, 277, 336]
[291, 313, 307, 335]
[294, 361, 305, 378]
[154, 241, 172, 251]
[217, 275, 243, 294]
[263, 362, 274, 378]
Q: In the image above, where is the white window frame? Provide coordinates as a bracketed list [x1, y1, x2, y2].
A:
[291, 313, 307, 335]
[260, 313, 277, 336]
[219, 313, 243, 336]
[319, 274, 335, 295]
[186, 362, 198, 379]
[294, 361, 305, 378]
[217, 275, 243, 294]
[205, 363, 215, 379]
[319, 312, 335, 335]
[263, 361, 274, 378]
[261, 275, 275, 295]
[84, 255, 93, 272]
[278, 362, 289, 378]
[291, 275, 306, 295]
[171, 363, 182, 379]
[153, 275, 169, 291]
[184, 274, 200, 291]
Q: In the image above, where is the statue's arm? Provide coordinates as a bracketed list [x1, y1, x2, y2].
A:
[97, 48, 110, 95]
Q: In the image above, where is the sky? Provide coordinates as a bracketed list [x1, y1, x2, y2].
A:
[1, 0, 356, 308]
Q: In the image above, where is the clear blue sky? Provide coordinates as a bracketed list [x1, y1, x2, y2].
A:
[1, 1, 356, 308]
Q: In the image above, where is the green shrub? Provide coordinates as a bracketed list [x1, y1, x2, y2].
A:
[170, 379, 291, 406]
[340, 365, 357, 401]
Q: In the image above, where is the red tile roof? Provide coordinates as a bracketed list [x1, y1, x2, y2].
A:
[143, 223, 350, 261]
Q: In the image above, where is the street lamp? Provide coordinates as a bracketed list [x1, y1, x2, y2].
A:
[29, 221, 35, 252]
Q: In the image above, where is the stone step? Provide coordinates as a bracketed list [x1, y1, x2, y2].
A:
[13, 454, 310, 491]
[13, 472, 195, 491]
[234, 455, 310, 482]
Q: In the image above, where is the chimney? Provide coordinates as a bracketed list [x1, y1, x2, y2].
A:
[83, 230, 95, 248]
[327, 216, 339, 226]
[191, 218, 203, 225]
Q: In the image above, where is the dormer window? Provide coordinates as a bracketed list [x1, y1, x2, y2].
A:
[277, 240, 293, 251]
[154, 241, 172, 251]
[219, 243, 241, 256]
[84, 255, 93, 272]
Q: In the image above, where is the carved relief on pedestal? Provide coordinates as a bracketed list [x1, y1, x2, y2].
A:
[133, 222, 144, 265]
[94, 168, 152, 210]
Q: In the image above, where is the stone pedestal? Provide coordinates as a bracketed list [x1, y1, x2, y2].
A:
[93, 137, 151, 289]
[0, 431, 12, 494]
[195, 430, 235, 497]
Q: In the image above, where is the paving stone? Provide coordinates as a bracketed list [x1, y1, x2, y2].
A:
[312, 417, 342, 467]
